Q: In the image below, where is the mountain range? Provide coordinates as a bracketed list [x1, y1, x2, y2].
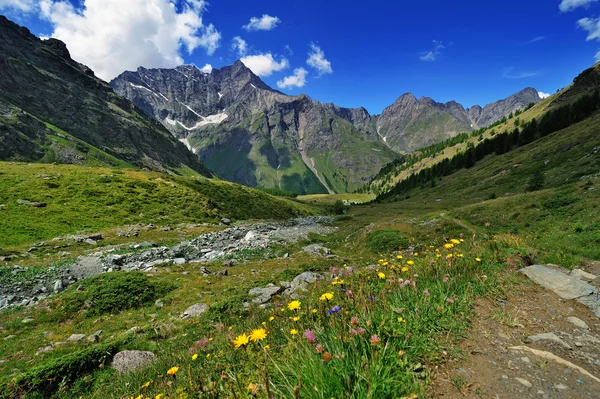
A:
[111, 64, 541, 193]
[0, 16, 542, 194]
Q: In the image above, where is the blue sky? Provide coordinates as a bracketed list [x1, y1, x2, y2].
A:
[2, 0, 600, 113]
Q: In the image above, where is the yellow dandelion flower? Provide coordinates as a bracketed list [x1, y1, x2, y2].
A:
[264, 344, 270, 349]
[444, 243, 454, 249]
[141, 381, 152, 388]
[134, 395, 143, 399]
[312, 309, 318, 313]
[413, 252, 418, 256]
[398, 317, 406, 323]
[206, 353, 211, 358]
[287, 300, 301, 311]
[191, 354, 198, 361]
[377, 272, 386, 279]
[407, 260, 415, 265]
[233, 333, 250, 348]
[250, 328, 268, 342]
[401, 267, 409, 272]
[397, 255, 403, 259]
[447, 253, 454, 258]
[290, 329, 299, 335]
[291, 316, 300, 322]
[167, 366, 179, 376]
[475, 257, 482, 262]
[247, 382, 258, 392]
[451, 239, 461, 244]
[269, 316, 275, 321]
[155, 394, 165, 399]
[459, 238, 465, 242]
[436, 254, 441, 258]
[320, 292, 334, 301]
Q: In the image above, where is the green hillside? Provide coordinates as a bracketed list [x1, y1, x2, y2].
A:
[0, 162, 316, 249]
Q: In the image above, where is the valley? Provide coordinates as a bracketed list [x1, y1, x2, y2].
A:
[0, 5, 599, 399]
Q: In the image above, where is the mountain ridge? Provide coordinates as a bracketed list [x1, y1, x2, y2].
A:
[0, 16, 211, 176]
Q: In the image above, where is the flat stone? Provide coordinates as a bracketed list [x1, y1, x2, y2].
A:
[249, 286, 283, 304]
[67, 334, 86, 342]
[520, 265, 596, 300]
[576, 295, 600, 318]
[173, 258, 186, 265]
[554, 383, 569, 391]
[526, 332, 572, 349]
[515, 378, 532, 388]
[180, 303, 208, 319]
[570, 269, 597, 282]
[22, 318, 34, 324]
[567, 316, 589, 329]
[112, 350, 157, 374]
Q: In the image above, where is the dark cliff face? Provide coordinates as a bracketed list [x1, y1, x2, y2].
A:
[0, 16, 211, 176]
[111, 62, 398, 194]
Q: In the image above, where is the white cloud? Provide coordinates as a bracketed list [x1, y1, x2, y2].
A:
[578, 17, 600, 41]
[502, 67, 538, 79]
[38, 0, 221, 81]
[306, 44, 332, 75]
[232, 36, 248, 56]
[243, 14, 280, 31]
[200, 64, 213, 73]
[420, 40, 446, 62]
[559, 0, 598, 12]
[595, 50, 600, 61]
[240, 53, 288, 76]
[538, 91, 551, 99]
[277, 68, 308, 89]
[0, 0, 35, 12]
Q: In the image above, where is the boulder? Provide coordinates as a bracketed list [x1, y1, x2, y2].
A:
[180, 303, 208, 319]
[519, 265, 596, 300]
[53, 280, 64, 293]
[248, 286, 283, 304]
[288, 272, 325, 295]
[570, 269, 597, 282]
[112, 350, 157, 374]
[67, 334, 86, 342]
[220, 218, 231, 225]
[303, 244, 331, 256]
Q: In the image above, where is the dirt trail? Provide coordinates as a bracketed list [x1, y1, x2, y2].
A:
[430, 267, 600, 399]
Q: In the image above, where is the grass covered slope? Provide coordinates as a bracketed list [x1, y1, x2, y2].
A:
[0, 162, 316, 249]
[378, 112, 600, 266]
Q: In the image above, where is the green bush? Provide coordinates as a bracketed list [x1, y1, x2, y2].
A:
[84, 272, 175, 316]
[542, 192, 578, 209]
[48, 272, 176, 320]
[366, 229, 409, 253]
[329, 200, 348, 215]
[2, 338, 130, 398]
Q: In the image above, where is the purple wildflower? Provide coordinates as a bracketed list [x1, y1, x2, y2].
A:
[357, 327, 366, 335]
[423, 289, 430, 296]
[346, 289, 355, 299]
[349, 328, 358, 336]
[304, 329, 316, 343]
[327, 305, 342, 315]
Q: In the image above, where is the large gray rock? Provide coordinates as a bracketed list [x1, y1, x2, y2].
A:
[525, 332, 572, 349]
[249, 286, 283, 304]
[180, 303, 208, 319]
[519, 265, 596, 300]
[66, 334, 86, 342]
[302, 244, 331, 256]
[570, 269, 597, 282]
[112, 350, 157, 374]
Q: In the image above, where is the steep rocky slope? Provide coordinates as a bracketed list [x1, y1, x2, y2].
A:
[111, 62, 397, 194]
[376, 88, 542, 153]
[0, 16, 211, 176]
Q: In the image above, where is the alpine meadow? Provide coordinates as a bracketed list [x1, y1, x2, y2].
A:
[0, 1, 600, 399]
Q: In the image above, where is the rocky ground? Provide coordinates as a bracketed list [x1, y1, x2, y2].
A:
[430, 262, 600, 398]
[0, 217, 336, 311]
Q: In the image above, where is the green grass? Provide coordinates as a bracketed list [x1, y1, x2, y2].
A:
[0, 162, 317, 249]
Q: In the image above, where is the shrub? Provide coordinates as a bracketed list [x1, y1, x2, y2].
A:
[366, 229, 409, 253]
[3, 338, 131, 398]
[329, 200, 348, 215]
[48, 272, 176, 320]
[526, 170, 545, 192]
[84, 272, 176, 316]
